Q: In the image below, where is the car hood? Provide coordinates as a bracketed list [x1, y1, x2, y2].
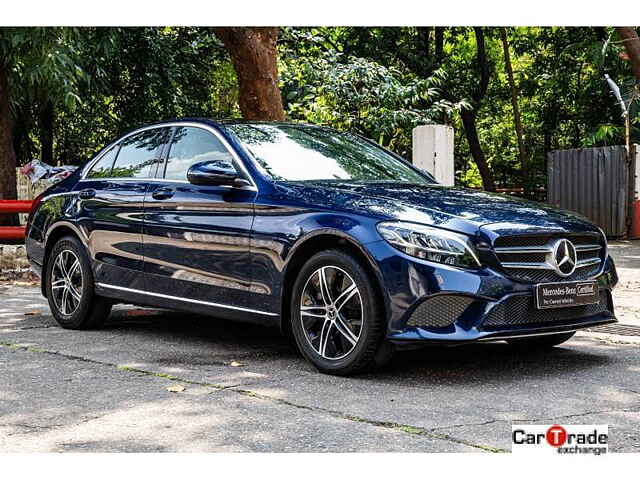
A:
[274, 181, 599, 237]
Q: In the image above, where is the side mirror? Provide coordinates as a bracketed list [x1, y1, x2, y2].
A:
[187, 160, 250, 187]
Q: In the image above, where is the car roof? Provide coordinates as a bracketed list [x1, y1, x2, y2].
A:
[138, 117, 325, 130]
[217, 119, 322, 128]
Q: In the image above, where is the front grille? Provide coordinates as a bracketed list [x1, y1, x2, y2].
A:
[513, 267, 600, 284]
[493, 233, 605, 283]
[493, 234, 597, 248]
[483, 291, 612, 328]
[406, 295, 474, 328]
[497, 252, 547, 263]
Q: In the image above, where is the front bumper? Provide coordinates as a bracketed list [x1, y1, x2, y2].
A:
[366, 240, 618, 346]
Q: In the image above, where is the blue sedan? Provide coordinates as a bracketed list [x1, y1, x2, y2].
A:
[25, 119, 617, 375]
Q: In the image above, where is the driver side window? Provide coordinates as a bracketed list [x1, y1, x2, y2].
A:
[163, 127, 235, 181]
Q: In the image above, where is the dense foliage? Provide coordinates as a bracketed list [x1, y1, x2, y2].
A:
[1, 26, 638, 197]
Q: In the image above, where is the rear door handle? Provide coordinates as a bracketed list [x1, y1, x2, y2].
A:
[151, 187, 175, 200]
[78, 188, 96, 200]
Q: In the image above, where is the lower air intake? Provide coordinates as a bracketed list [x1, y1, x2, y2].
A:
[406, 295, 474, 328]
[483, 291, 612, 328]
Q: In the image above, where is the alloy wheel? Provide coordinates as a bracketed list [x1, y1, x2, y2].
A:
[299, 265, 363, 360]
[51, 249, 83, 316]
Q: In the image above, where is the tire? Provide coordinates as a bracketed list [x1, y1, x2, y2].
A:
[506, 331, 575, 350]
[45, 235, 112, 329]
[290, 249, 391, 375]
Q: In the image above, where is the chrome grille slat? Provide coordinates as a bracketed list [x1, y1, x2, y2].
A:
[501, 262, 555, 270]
[576, 257, 601, 268]
[494, 246, 553, 254]
[493, 233, 605, 283]
[575, 244, 602, 252]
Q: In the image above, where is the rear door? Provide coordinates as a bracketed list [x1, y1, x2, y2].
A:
[77, 127, 170, 290]
[142, 125, 257, 311]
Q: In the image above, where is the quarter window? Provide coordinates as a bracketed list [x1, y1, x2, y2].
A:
[111, 128, 169, 179]
[163, 127, 235, 181]
[86, 146, 118, 179]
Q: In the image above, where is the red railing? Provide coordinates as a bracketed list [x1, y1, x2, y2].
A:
[0, 200, 33, 241]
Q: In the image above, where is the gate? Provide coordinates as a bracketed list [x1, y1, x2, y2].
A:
[547, 145, 636, 237]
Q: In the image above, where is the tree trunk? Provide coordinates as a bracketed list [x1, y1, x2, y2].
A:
[0, 62, 18, 222]
[435, 27, 444, 65]
[40, 99, 54, 164]
[440, 27, 495, 190]
[617, 27, 640, 82]
[434, 27, 446, 123]
[499, 28, 528, 193]
[455, 27, 496, 192]
[460, 109, 496, 192]
[473, 28, 489, 103]
[419, 27, 431, 69]
[214, 27, 285, 121]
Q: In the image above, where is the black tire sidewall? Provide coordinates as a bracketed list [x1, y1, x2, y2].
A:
[45, 236, 98, 329]
[290, 249, 384, 374]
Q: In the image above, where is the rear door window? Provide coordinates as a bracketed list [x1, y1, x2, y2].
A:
[86, 145, 119, 179]
[111, 128, 170, 179]
[163, 127, 235, 181]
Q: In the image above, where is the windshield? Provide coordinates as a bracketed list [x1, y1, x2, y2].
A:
[226, 124, 435, 184]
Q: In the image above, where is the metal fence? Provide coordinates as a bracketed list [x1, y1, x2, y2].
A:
[547, 145, 633, 237]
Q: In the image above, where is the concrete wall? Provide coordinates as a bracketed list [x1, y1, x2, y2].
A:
[0, 245, 33, 281]
[0, 171, 45, 280]
[412, 125, 455, 186]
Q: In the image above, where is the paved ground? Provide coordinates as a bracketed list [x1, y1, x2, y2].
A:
[1, 241, 639, 452]
[608, 240, 640, 326]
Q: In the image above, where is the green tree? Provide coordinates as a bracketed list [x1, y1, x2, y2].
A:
[281, 54, 464, 160]
[2, 25, 639, 210]
[11, 27, 241, 168]
[280, 28, 466, 160]
[286, 27, 499, 190]
[0, 28, 88, 213]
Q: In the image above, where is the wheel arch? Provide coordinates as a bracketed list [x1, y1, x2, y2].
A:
[279, 230, 388, 337]
[41, 222, 87, 298]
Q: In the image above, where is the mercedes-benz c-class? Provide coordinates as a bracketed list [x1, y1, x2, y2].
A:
[25, 119, 618, 375]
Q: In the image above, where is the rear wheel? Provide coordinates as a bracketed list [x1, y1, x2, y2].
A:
[506, 331, 575, 350]
[290, 249, 391, 375]
[45, 236, 112, 329]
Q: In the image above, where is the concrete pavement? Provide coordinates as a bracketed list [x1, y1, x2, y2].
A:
[0, 240, 639, 452]
[1, 284, 639, 452]
[607, 241, 640, 326]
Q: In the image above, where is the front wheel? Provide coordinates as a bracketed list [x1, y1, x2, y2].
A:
[506, 331, 575, 350]
[290, 249, 391, 376]
[45, 236, 112, 329]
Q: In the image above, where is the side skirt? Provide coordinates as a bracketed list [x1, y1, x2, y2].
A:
[95, 282, 281, 327]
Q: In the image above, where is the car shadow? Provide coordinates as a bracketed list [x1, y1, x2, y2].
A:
[97, 307, 621, 387]
[369, 340, 617, 385]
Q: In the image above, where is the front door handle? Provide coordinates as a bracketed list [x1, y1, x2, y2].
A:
[151, 187, 175, 200]
[78, 188, 96, 200]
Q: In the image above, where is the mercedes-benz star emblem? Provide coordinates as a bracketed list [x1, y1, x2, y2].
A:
[552, 239, 577, 276]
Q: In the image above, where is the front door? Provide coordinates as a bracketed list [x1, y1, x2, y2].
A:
[142, 126, 257, 310]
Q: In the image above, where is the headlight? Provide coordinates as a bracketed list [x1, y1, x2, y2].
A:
[377, 221, 480, 268]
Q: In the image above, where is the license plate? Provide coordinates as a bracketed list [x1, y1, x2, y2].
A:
[535, 280, 599, 310]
